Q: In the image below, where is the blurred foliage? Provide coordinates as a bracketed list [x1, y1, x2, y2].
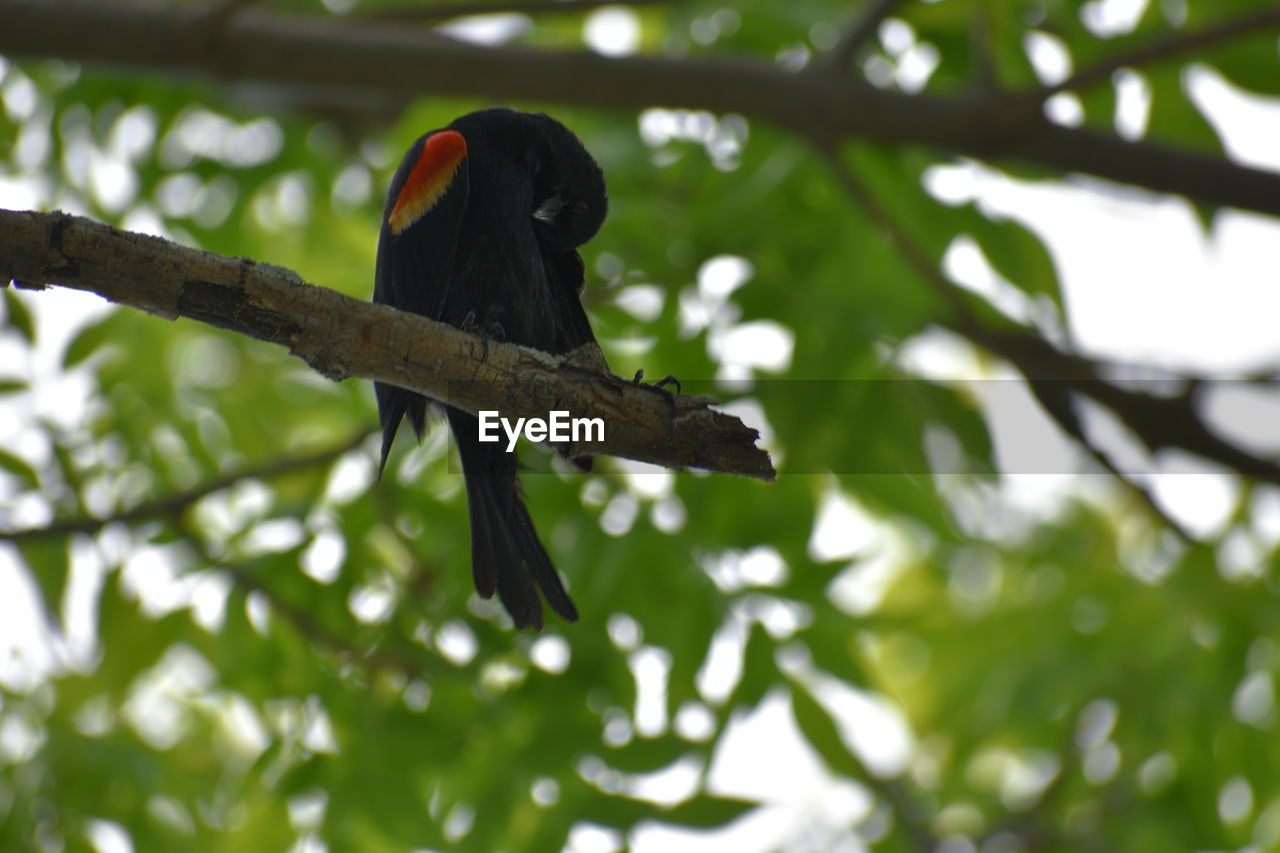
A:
[2, 1, 1280, 852]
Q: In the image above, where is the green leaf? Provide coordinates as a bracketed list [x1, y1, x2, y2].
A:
[657, 794, 757, 828]
[571, 790, 664, 831]
[4, 10, 1278, 852]
[3, 289, 35, 343]
[788, 682, 871, 783]
[1144, 64, 1224, 155]
[733, 622, 777, 708]
[16, 536, 68, 617]
[967, 214, 1062, 309]
[63, 312, 120, 368]
[0, 448, 39, 487]
[1209, 34, 1280, 99]
[603, 737, 696, 775]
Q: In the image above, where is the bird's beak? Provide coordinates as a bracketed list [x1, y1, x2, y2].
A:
[532, 196, 564, 225]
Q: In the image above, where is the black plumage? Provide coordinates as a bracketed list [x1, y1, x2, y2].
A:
[373, 108, 607, 629]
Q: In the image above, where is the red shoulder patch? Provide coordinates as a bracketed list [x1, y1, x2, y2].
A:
[388, 130, 467, 235]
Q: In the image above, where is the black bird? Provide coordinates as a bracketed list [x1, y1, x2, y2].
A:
[373, 108, 607, 629]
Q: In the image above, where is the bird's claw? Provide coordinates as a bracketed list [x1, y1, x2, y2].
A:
[461, 312, 506, 360]
[654, 374, 681, 394]
[633, 369, 682, 395]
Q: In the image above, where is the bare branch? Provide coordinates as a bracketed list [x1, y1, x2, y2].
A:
[0, 209, 775, 481]
[827, 0, 908, 70]
[1024, 379, 1195, 543]
[3, 0, 1280, 217]
[819, 145, 1280, 514]
[1035, 7, 1280, 100]
[0, 431, 373, 543]
[971, 330, 1280, 487]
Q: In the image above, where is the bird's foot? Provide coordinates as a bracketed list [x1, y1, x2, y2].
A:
[632, 369, 682, 395]
[460, 312, 506, 360]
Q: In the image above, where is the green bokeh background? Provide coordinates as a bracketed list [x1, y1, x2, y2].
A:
[2, 2, 1279, 851]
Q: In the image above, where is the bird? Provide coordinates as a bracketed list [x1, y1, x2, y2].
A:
[372, 108, 608, 629]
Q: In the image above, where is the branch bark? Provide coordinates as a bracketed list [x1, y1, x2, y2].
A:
[0, 209, 775, 481]
[2, 0, 1280, 217]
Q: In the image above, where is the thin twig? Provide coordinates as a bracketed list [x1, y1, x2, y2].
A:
[0, 430, 373, 542]
[827, 0, 910, 70]
[974, 330, 1280, 488]
[223, 563, 430, 676]
[970, 4, 999, 91]
[1025, 380, 1195, 542]
[815, 140, 973, 320]
[819, 142, 1280, 528]
[1034, 6, 1280, 100]
[179, 519, 431, 678]
[364, 0, 680, 23]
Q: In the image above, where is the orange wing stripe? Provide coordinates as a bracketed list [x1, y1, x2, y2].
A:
[388, 130, 467, 235]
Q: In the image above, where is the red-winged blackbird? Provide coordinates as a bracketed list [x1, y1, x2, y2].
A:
[373, 108, 607, 629]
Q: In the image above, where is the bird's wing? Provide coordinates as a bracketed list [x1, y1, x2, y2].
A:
[547, 248, 600, 355]
[373, 129, 470, 474]
[375, 128, 470, 320]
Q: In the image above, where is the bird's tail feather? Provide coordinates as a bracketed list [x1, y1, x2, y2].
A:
[375, 382, 427, 480]
[448, 409, 579, 629]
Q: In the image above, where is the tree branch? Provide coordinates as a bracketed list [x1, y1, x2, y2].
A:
[3, 0, 1280, 218]
[968, 329, 1280, 488]
[0, 430, 373, 543]
[818, 145, 1280, 519]
[1023, 378, 1195, 543]
[0, 209, 774, 481]
[178, 518, 432, 678]
[364, 0, 681, 23]
[1035, 6, 1280, 99]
